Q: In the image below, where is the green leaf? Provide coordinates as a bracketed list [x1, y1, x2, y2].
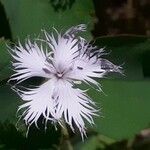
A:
[0, 38, 11, 81]
[74, 136, 100, 150]
[0, 84, 19, 122]
[87, 79, 150, 140]
[79, 36, 150, 140]
[74, 134, 115, 150]
[84, 36, 150, 140]
[95, 36, 150, 80]
[1, 0, 94, 41]
[77, 79, 150, 141]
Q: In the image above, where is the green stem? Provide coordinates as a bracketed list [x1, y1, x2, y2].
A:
[59, 120, 73, 150]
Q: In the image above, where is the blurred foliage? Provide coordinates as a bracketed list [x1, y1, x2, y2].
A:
[0, 38, 12, 81]
[74, 128, 150, 150]
[89, 80, 150, 140]
[92, 0, 150, 36]
[0, 0, 94, 41]
[0, 0, 150, 149]
[0, 84, 19, 123]
[0, 121, 149, 150]
[49, 0, 76, 11]
[0, 2, 11, 39]
[0, 121, 61, 150]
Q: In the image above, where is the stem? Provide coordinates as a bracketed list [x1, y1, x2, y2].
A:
[59, 120, 73, 150]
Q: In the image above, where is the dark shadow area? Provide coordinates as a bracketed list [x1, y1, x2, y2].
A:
[92, 0, 150, 37]
[0, 121, 61, 150]
[0, 2, 12, 40]
[49, 0, 76, 11]
[8, 77, 45, 89]
[142, 51, 150, 78]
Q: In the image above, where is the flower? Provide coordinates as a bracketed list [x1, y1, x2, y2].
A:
[9, 24, 121, 138]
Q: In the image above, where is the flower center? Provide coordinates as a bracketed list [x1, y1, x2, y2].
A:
[56, 72, 63, 78]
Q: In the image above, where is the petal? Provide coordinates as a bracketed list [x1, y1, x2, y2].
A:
[64, 24, 86, 39]
[68, 55, 106, 84]
[17, 79, 57, 127]
[9, 40, 54, 83]
[44, 24, 86, 70]
[54, 80, 98, 138]
[67, 39, 122, 86]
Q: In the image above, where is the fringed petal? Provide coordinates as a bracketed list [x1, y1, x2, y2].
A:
[17, 79, 57, 127]
[9, 40, 54, 83]
[54, 80, 98, 139]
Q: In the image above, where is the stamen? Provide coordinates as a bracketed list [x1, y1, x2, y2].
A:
[56, 73, 63, 78]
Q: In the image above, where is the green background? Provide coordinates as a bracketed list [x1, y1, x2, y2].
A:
[0, 0, 150, 149]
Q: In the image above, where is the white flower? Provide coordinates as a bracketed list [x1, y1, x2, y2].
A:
[9, 24, 121, 138]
